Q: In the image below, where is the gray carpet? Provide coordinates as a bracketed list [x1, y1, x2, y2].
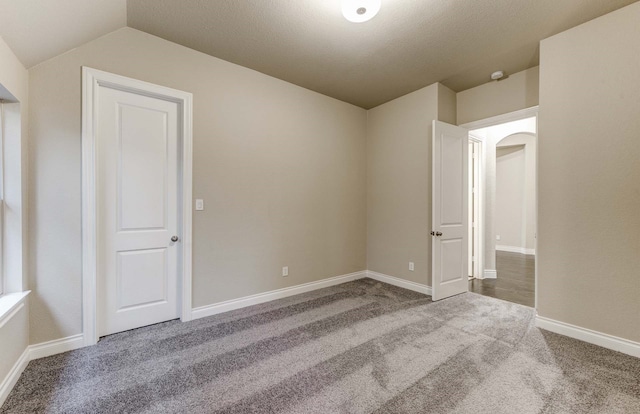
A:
[2, 278, 639, 413]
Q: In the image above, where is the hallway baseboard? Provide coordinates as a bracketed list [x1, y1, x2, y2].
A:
[483, 269, 497, 279]
[496, 245, 535, 255]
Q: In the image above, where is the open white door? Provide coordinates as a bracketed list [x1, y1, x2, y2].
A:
[432, 120, 469, 301]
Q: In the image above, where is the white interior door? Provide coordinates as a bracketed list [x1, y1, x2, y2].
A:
[97, 86, 180, 337]
[432, 120, 469, 301]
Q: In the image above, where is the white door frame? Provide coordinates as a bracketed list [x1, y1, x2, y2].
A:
[468, 136, 483, 279]
[461, 105, 538, 308]
[81, 67, 193, 346]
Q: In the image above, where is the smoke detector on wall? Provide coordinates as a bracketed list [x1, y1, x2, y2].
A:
[491, 71, 505, 81]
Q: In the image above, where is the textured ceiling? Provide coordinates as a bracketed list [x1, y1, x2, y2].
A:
[0, 0, 637, 108]
[0, 0, 127, 68]
[127, 0, 638, 108]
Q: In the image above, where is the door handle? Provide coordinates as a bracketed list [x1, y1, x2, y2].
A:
[171, 236, 179, 242]
[435, 232, 443, 236]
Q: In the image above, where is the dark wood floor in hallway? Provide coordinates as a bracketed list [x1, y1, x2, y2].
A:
[469, 251, 535, 307]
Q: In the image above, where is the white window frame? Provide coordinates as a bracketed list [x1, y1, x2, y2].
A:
[0, 91, 29, 323]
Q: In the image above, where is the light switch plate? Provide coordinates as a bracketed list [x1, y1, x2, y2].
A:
[195, 199, 204, 211]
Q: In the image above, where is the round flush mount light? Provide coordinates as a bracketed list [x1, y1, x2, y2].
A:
[342, 0, 382, 23]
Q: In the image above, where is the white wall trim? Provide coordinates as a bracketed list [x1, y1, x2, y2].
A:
[460, 106, 539, 130]
[81, 67, 194, 345]
[483, 269, 497, 279]
[192, 271, 367, 320]
[0, 346, 29, 407]
[366, 271, 432, 296]
[27, 334, 86, 361]
[536, 316, 640, 358]
[0, 333, 85, 407]
[496, 245, 535, 255]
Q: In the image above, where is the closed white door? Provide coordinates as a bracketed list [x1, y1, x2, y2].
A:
[97, 86, 180, 337]
[432, 120, 469, 301]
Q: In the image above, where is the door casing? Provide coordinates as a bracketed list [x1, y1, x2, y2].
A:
[82, 67, 193, 346]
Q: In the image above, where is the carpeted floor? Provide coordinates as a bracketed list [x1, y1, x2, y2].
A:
[2, 278, 639, 413]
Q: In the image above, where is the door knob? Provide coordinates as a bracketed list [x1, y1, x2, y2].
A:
[171, 235, 179, 242]
[435, 232, 443, 236]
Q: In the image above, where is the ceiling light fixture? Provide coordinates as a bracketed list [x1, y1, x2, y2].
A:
[342, 0, 381, 23]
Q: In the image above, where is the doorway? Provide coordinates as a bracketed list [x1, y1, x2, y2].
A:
[82, 68, 194, 345]
[462, 109, 538, 307]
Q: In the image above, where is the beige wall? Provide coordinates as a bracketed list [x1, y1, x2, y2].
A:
[437, 84, 457, 125]
[366, 83, 455, 286]
[457, 66, 539, 126]
[538, 2, 640, 342]
[496, 146, 526, 248]
[495, 132, 536, 252]
[28, 28, 367, 344]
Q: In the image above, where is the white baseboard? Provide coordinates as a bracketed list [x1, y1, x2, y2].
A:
[496, 245, 535, 255]
[0, 347, 29, 407]
[366, 270, 432, 296]
[535, 316, 640, 358]
[483, 269, 497, 279]
[28, 334, 86, 360]
[0, 333, 85, 406]
[191, 271, 366, 320]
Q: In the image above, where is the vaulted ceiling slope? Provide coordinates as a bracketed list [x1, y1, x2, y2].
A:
[0, 0, 127, 68]
[1, 0, 637, 108]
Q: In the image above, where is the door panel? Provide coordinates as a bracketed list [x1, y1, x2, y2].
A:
[118, 104, 169, 231]
[117, 248, 168, 310]
[440, 239, 464, 283]
[440, 136, 464, 225]
[432, 120, 468, 301]
[97, 86, 179, 336]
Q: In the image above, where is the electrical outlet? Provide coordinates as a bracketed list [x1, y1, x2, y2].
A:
[409, 262, 415, 271]
[496, 235, 501, 241]
[282, 266, 289, 277]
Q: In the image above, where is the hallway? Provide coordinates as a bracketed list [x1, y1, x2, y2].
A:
[469, 251, 535, 307]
